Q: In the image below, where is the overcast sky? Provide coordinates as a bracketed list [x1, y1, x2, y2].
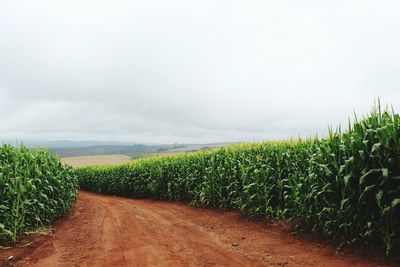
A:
[1, 1, 400, 144]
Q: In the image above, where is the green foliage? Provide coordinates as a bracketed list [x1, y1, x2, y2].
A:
[76, 105, 400, 254]
[0, 145, 78, 243]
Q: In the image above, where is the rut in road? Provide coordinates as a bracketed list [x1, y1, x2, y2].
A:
[14, 191, 378, 267]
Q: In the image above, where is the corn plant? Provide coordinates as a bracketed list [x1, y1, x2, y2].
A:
[75, 104, 400, 254]
[0, 145, 78, 244]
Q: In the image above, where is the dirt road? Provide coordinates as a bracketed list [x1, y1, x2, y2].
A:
[4, 191, 389, 266]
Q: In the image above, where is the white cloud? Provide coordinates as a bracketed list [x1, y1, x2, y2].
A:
[0, 0, 400, 143]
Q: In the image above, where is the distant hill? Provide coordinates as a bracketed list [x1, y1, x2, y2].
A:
[51, 144, 181, 157]
[0, 139, 136, 148]
[51, 143, 234, 158]
[0, 139, 237, 158]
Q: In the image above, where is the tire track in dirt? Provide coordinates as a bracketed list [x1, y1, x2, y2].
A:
[6, 191, 388, 266]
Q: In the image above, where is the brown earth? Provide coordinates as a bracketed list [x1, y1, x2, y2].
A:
[61, 155, 133, 168]
[1, 191, 396, 267]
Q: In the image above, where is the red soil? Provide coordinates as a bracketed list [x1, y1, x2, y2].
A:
[0, 191, 396, 266]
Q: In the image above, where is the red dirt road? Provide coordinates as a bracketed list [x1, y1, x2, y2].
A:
[2, 191, 391, 266]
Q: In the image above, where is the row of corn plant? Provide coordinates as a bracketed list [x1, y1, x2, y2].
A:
[75, 104, 400, 254]
[0, 145, 78, 244]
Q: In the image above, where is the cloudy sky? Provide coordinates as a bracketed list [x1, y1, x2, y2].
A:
[1, 1, 399, 144]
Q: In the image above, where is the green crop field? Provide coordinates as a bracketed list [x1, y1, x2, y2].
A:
[76, 104, 400, 254]
[0, 145, 78, 244]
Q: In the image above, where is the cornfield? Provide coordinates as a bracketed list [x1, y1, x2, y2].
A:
[76, 104, 400, 254]
[0, 145, 78, 244]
